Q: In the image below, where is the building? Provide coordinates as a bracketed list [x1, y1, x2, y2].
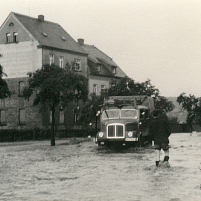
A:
[77, 38, 126, 95]
[0, 12, 126, 129]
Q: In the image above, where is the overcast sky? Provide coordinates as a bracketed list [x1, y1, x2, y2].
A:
[1, 0, 201, 97]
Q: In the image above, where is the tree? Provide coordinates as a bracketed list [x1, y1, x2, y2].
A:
[23, 64, 88, 146]
[177, 93, 199, 132]
[154, 96, 175, 112]
[78, 91, 108, 126]
[108, 77, 174, 111]
[108, 77, 159, 96]
[0, 64, 11, 99]
[80, 77, 174, 126]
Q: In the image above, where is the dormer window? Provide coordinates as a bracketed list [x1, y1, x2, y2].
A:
[13, 32, 18, 43]
[96, 65, 102, 72]
[111, 66, 117, 74]
[42, 32, 47, 37]
[9, 22, 14, 27]
[6, 33, 11, 43]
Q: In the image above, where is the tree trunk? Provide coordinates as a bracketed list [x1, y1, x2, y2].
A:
[51, 107, 56, 146]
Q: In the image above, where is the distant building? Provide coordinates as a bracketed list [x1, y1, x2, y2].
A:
[0, 12, 126, 129]
[77, 38, 126, 94]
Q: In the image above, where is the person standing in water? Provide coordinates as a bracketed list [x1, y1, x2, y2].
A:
[149, 109, 171, 167]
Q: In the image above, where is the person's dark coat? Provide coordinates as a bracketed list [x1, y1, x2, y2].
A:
[149, 117, 171, 144]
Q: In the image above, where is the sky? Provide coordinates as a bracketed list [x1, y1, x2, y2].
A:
[1, 0, 201, 97]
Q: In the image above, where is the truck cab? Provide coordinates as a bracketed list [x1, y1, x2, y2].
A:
[95, 96, 154, 147]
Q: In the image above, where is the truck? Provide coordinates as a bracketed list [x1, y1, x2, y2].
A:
[95, 95, 155, 147]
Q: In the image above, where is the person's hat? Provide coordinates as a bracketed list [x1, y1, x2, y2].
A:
[152, 109, 161, 118]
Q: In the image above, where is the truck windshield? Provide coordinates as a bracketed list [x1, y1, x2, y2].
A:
[120, 109, 138, 119]
[102, 109, 119, 120]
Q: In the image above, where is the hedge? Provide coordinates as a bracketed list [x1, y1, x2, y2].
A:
[0, 128, 96, 142]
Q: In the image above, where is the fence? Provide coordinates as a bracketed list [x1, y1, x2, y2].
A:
[0, 124, 198, 143]
[0, 128, 96, 142]
[170, 123, 190, 133]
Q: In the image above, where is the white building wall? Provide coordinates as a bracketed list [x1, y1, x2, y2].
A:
[0, 41, 42, 78]
[88, 75, 111, 95]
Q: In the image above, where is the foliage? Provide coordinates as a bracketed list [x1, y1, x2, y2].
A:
[79, 91, 108, 125]
[108, 77, 159, 96]
[168, 116, 179, 124]
[23, 64, 88, 108]
[80, 76, 174, 125]
[23, 64, 88, 145]
[154, 96, 175, 112]
[177, 93, 198, 112]
[0, 64, 11, 99]
[177, 93, 201, 129]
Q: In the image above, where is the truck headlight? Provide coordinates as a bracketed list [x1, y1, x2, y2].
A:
[128, 132, 133, 137]
[98, 132, 104, 138]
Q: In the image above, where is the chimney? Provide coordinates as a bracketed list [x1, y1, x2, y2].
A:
[78, 38, 84, 46]
[38, 15, 44, 21]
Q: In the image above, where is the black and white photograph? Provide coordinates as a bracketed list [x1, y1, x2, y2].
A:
[0, 0, 201, 200]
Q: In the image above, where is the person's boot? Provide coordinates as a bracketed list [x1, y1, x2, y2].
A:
[163, 156, 169, 162]
[155, 161, 160, 167]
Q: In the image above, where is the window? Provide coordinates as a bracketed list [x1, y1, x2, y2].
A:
[96, 65, 102, 72]
[49, 54, 54, 65]
[6, 33, 11, 43]
[73, 58, 81, 71]
[0, 99, 5, 107]
[93, 84, 98, 94]
[0, 110, 6, 125]
[9, 22, 14, 27]
[59, 56, 64, 68]
[121, 109, 138, 119]
[42, 32, 47, 37]
[111, 66, 117, 74]
[13, 32, 18, 42]
[74, 106, 80, 124]
[50, 111, 52, 124]
[19, 109, 25, 124]
[101, 85, 106, 92]
[59, 110, 64, 124]
[19, 81, 25, 96]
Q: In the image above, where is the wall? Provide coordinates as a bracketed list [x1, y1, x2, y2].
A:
[0, 41, 42, 78]
[88, 75, 112, 94]
[0, 14, 31, 44]
[42, 48, 88, 77]
[0, 77, 42, 129]
[1, 77, 77, 130]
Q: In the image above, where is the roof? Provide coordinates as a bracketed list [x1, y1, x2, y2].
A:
[12, 12, 87, 55]
[81, 44, 117, 66]
[81, 44, 126, 77]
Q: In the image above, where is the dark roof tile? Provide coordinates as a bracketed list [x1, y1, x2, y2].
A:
[13, 12, 86, 54]
[81, 44, 126, 77]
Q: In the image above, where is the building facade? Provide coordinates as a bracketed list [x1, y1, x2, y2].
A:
[0, 12, 126, 129]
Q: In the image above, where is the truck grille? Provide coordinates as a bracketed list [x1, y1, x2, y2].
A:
[107, 124, 124, 138]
